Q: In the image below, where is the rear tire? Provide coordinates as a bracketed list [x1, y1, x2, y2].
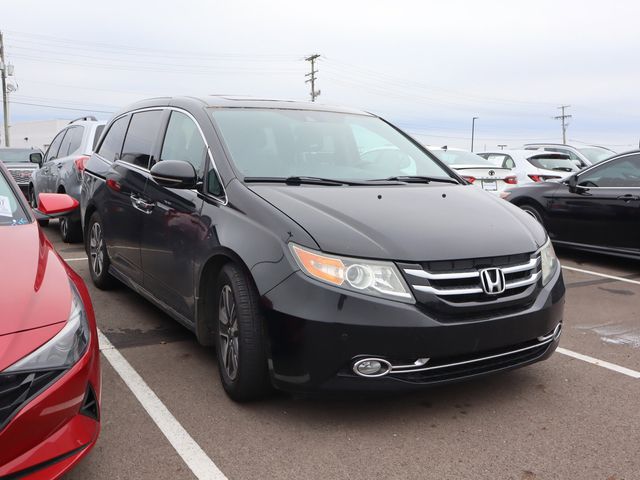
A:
[86, 212, 117, 289]
[30, 188, 49, 227]
[60, 216, 83, 243]
[215, 263, 271, 402]
[520, 203, 545, 226]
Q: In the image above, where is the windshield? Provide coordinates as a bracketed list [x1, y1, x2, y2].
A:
[527, 155, 579, 172]
[0, 149, 36, 163]
[432, 149, 494, 166]
[0, 170, 29, 226]
[210, 109, 455, 182]
[578, 147, 614, 164]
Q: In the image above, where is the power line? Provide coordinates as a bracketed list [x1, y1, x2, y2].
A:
[9, 100, 115, 114]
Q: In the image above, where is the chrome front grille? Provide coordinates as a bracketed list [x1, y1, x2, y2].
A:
[404, 256, 540, 296]
[399, 251, 541, 318]
[9, 168, 34, 185]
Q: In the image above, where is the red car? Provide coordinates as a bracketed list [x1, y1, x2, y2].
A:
[0, 162, 100, 478]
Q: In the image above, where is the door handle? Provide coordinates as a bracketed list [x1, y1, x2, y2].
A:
[617, 194, 640, 202]
[130, 194, 155, 214]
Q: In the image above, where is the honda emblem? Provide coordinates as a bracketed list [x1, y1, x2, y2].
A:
[480, 268, 506, 294]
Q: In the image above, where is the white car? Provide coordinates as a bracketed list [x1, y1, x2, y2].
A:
[429, 147, 517, 194]
[523, 143, 615, 167]
[477, 150, 580, 185]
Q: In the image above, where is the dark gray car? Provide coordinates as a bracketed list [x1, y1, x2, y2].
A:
[31, 116, 106, 242]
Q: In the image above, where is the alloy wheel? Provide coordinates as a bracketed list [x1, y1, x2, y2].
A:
[60, 217, 68, 238]
[89, 222, 104, 277]
[218, 285, 239, 381]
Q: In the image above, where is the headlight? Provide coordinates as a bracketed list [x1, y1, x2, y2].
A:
[6, 282, 90, 373]
[539, 238, 559, 286]
[289, 243, 414, 303]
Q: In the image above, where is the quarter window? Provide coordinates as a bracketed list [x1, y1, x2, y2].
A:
[121, 111, 163, 169]
[43, 130, 67, 163]
[577, 154, 640, 188]
[92, 125, 105, 151]
[97, 116, 130, 162]
[160, 111, 207, 176]
[59, 126, 84, 157]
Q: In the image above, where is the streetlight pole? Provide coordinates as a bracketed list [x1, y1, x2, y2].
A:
[0, 31, 10, 147]
[471, 117, 479, 152]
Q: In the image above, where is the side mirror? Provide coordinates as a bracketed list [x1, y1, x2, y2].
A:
[30, 152, 43, 166]
[36, 193, 79, 216]
[150, 160, 197, 189]
[567, 174, 580, 193]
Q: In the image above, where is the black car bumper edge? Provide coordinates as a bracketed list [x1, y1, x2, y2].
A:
[262, 268, 565, 392]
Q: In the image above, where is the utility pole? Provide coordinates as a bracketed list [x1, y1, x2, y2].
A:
[554, 105, 572, 145]
[305, 54, 321, 102]
[470, 116, 478, 152]
[498, 144, 507, 150]
[0, 31, 10, 147]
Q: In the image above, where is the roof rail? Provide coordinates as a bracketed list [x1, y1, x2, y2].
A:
[68, 115, 98, 124]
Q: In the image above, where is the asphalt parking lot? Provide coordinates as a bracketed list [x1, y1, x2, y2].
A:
[44, 221, 640, 480]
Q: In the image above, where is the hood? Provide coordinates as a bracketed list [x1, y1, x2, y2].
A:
[0, 222, 71, 337]
[249, 184, 547, 261]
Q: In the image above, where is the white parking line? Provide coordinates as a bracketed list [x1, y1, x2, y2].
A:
[559, 264, 640, 379]
[557, 347, 640, 379]
[98, 330, 228, 480]
[562, 265, 640, 286]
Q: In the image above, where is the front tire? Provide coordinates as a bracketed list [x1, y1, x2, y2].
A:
[215, 263, 271, 402]
[86, 212, 117, 289]
[60, 216, 83, 243]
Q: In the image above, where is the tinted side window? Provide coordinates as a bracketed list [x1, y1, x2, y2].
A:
[546, 147, 579, 161]
[98, 116, 130, 162]
[121, 110, 163, 169]
[60, 126, 84, 156]
[92, 125, 105, 151]
[578, 154, 640, 188]
[44, 130, 67, 163]
[160, 111, 206, 176]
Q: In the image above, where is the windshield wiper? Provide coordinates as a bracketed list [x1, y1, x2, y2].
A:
[244, 176, 370, 186]
[374, 175, 459, 184]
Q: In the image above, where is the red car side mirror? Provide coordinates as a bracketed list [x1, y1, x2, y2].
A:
[37, 193, 79, 215]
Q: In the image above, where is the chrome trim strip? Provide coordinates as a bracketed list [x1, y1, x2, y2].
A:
[404, 256, 539, 281]
[501, 257, 540, 274]
[404, 269, 479, 280]
[411, 269, 541, 296]
[389, 333, 557, 374]
[505, 271, 541, 289]
[413, 285, 483, 295]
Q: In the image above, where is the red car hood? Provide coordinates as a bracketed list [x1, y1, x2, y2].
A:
[0, 222, 71, 337]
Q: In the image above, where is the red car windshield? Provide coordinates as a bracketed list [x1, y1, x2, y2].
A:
[0, 170, 29, 226]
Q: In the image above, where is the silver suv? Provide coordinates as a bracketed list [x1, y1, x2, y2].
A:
[523, 143, 615, 168]
[31, 116, 106, 242]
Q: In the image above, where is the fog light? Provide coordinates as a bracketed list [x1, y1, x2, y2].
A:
[353, 358, 391, 377]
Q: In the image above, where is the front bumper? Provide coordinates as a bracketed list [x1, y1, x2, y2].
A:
[0, 338, 100, 479]
[262, 266, 565, 392]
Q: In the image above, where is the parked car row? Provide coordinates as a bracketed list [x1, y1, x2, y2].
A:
[3, 94, 631, 479]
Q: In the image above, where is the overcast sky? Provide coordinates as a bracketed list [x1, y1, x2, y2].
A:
[2, 0, 640, 150]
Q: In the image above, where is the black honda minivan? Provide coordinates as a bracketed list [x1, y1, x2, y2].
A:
[81, 96, 564, 401]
